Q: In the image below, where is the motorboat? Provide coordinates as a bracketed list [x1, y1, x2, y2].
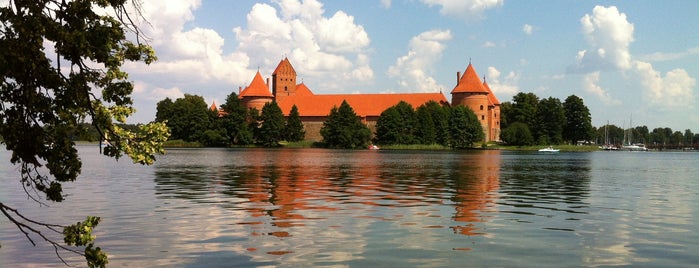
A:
[538, 146, 560, 152]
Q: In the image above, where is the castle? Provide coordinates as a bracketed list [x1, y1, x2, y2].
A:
[213, 58, 500, 142]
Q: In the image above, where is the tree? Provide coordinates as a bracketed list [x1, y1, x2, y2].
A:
[255, 102, 285, 147]
[220, 92, 252, 145]
[422, 101, 450, 146]
[535, 97, 565, 145]
[320, 100, 371, 149]
[160, 94, 211, 142]
[374, 101, 417, 145]
[501, 122, 534, 146]
[563, 95, 593, 144]
[1, 1, 169, 266]
[375, 107, 400, 145]
[510, 92, 539, 127]
[414, 104, 437, 144]
[155, 97, 174, 123]
[447, 105, 483, 149]
[285, 105, 305, 142]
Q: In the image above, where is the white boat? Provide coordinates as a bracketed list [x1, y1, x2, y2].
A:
[368, 144, 380, 150]
[621, 115, 647, 151]
[538, 146, 560, 152]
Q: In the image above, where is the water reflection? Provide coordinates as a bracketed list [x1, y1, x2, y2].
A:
[153, 148, 504, 265]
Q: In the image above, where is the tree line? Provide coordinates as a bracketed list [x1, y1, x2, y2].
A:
[155, 93, 305, 147]
[595, 124, 698, 147]
[154, 92, 487, 149]
[499, 93, 594, 146]
[372, 100, 484, 148]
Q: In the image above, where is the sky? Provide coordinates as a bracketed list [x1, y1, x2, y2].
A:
[110, 1, 697, 131]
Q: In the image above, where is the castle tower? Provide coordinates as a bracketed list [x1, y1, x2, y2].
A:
[451, 63, 490, 141]
[272, 57, 297, 102]
[483, 78, 501, 141]
[239, 71, 274, 111]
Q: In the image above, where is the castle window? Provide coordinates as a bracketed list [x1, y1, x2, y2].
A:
[284, 86, 288, 92]
[480, 105, 484, 110]
[481, 115, 485, 120]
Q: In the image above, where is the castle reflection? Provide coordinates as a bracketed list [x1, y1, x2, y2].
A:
[153, 148, 503, 245]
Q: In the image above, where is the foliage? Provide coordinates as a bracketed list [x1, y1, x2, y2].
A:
[157, 94, 211, 142]
[1, 1, 169, 265]
[534, 97, 566, 144]
[501, 122, 534, 146]
[509, 92, 539, 127]
[421, 101, 450, 146]
[320, 100, 371, 149]
[285, 105, 305, 142]
[447, 105, 484, 149]
[414, 104, 437, 144]
[255, 102, 285, 147]
[562, 95, 593, 143]
[374, 101, 418, 145]
[220, 92, 253, 145]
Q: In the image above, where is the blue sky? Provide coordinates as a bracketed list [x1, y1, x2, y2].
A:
[119, 0, 698, 132]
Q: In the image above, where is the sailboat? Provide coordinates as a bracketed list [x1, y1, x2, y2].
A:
[600, 121, 618, 150]
[621, 115, 647, 151]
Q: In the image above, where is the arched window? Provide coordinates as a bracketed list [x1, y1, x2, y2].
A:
[480, 105, 484, 110]
[284, 86, 288, 92]
[481, 115, 485, 120]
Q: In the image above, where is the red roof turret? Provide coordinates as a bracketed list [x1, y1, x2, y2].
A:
[239, 71, 274, 98]
[451, 63, 488, 94]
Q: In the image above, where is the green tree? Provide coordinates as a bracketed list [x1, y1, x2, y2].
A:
[501, 122, 534, 146]
[415, 104, 436, 144]
[255, 102, 285, 147]
[422, 101, 450, 146]
[510, 92, 539, 127]
[535, 97, 565, 145]
[448, 105, 483, 149]
[285, 105, 305, 142]
[161, 94, 211, 142]
[374, 101, 417, 145]
[220, 92, 253, 145]
[375, 106, 403, 145]
[1, 1, 169, 266]
[320, 100, 371, 149]
[499, 101, 513, 130]
[155, 97, 174, 123]
[563, 95, 593, 144]
[684, 129, 694, 145]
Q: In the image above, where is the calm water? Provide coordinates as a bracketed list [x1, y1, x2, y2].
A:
[1, 146, 698, 267]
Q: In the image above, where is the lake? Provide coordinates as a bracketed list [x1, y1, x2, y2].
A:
[1, 146, 698, 267]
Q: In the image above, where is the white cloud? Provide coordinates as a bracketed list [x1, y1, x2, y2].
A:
[420, 0, 502, 18]
[381, 0, 392, 8]
[482, 41, 496, 48]
[388, 29, 453, 92]
[639, 46, 699, 62]
[583, 72, 620, 105]
[522, 24, 533, 35]
[486, 66, 519, 98]
[234, 0, 373, 89]
[571, 5, 634, 72]
[635, 61, 696, 110]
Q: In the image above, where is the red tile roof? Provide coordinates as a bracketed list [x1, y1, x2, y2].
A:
[451, 63, 488, 94]
[239, 71, 273, 98]
[273, 57, 296, 76]
[483, 81, 501, 106]
[277, 93, 448, 117]
[294, 83, 314, 96]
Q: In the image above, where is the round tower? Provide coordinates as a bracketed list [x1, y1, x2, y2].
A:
[239, 71, 274, 111]
[450, 63, 490, 139]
